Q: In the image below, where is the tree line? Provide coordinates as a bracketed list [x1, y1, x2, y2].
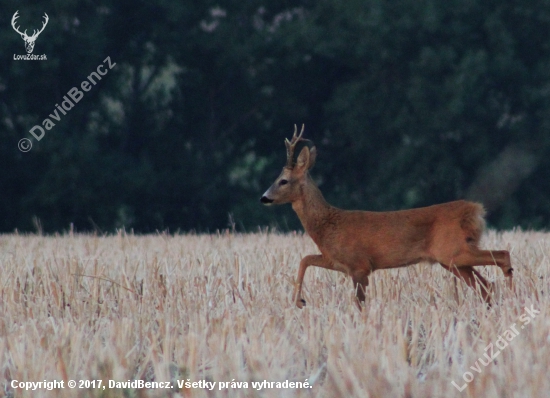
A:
[2, 0, 550, 233]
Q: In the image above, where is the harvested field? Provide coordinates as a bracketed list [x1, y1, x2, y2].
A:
[0, 230, 548, 397]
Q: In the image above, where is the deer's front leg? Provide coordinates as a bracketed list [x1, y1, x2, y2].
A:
[351, 269, 371, 304]
[294, 254, 335, 309]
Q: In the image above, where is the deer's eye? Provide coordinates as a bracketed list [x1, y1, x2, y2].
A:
[279, 179, 289, 186]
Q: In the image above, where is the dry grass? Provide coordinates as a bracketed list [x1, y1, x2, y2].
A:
[0, 229, 549, 397]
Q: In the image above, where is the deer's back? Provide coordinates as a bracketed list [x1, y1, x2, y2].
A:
[316, 200, 486, 270]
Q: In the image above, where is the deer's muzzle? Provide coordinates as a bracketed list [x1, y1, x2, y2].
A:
[260, 196, 274, 205]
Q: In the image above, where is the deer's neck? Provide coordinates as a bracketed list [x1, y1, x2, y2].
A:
[292, 175, 336, 244]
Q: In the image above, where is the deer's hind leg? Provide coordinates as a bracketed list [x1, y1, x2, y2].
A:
[449, 247, 513, 290]
[440, 264, 492, 304]
[434, 238, 513, 287]
[452, 248, 512, 276]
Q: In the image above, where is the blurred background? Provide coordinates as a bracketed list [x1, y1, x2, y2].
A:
[2, 0, 550, 233]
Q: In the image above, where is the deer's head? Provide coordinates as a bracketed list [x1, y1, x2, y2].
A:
[261, 124, 317, 205]
[12, 11, 49, 54]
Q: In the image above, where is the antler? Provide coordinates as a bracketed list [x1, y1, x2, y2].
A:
[11, 11, 49, 39]
[11, 11, 25, 37]
[285, 124, 306, 168]
[33, 13, 49, 38]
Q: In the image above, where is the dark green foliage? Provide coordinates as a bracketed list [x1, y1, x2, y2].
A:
[2, 0, 550, 232]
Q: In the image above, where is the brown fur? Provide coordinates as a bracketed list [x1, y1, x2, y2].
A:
[261, 134, 513, 308]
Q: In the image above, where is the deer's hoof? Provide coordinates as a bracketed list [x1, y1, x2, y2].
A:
[296, 299, 306, 309]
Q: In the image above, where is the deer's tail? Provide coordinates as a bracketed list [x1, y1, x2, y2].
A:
[460, 202, 486, 246]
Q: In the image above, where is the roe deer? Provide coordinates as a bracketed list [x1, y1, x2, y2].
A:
[260, 125, 513, 308]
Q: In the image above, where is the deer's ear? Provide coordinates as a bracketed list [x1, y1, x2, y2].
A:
[296, 146, 311, 172]
[308, 147, 317, 170]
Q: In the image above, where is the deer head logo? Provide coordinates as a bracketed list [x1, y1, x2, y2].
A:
[11, 11, 49, 54]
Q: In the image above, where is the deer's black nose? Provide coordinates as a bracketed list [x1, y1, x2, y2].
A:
[260, 196, 273, 204]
